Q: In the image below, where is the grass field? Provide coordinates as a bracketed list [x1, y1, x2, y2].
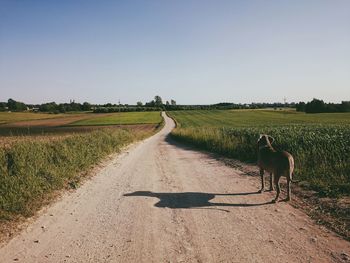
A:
[69, 112, 162, 126]
[169, 110, 350, 197]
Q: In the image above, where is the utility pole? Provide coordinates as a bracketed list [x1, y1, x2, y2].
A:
[283, 97, 287, 115]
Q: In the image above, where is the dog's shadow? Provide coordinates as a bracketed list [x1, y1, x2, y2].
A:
[124, 191, 273, 211]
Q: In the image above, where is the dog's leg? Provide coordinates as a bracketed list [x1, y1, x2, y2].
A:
[273, 175, 281, 203]
[269, 173, 274, 191]
[258, 168, 265, 193]
[286, 174, 292, 201]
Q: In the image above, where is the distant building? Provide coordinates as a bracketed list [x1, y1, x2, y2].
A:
[28, 107, 40, 112]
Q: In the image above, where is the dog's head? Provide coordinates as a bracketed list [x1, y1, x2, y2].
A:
[257, 134, 274, 148]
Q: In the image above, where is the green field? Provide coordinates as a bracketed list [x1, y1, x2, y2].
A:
[69, 112, 162, 126]
[0, 112, 65, 124]
[171, 110, 350, 128]
[169, 110, 350, 197]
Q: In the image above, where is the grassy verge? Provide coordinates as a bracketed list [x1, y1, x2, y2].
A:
[0, 128, 152, 223]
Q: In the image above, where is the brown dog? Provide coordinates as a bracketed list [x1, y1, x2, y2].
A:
[257, 134, 294, 202]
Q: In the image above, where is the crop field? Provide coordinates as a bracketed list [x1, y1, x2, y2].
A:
[0, 112, 66, 125]
[169, 110, 350, 197]
[0, 112, 162, 137]
[69, 112, 162, 126]
[171, 109, 350, 128]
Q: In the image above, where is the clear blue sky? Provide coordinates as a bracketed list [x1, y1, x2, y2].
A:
[0, 0, 349, 104]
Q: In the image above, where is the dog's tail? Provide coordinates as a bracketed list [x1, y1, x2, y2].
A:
[291, 172, 300, 183]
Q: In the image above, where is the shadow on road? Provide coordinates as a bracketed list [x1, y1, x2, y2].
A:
[124, 191, 273, 210]
[163, 134, 195, 151]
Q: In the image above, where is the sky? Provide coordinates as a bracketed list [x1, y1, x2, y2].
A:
[0, 0, 349, 105]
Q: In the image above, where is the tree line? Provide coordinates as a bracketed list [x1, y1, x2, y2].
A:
[0, 99, 93, 113]
[1, 97, 349, 114]
[0, 97, 178, 113]
[296, 99, 350, 113]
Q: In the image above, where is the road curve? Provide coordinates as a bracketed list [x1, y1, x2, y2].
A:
[0, 112, 349, 262]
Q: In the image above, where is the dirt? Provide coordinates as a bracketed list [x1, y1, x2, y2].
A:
[220, 158, 350, 241]
[0, 113, 349, 262]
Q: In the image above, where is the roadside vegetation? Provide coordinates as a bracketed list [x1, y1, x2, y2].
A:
[169, 110, 350, 197]
[0, 111, 163, 237]
[0, 128, 154, 223]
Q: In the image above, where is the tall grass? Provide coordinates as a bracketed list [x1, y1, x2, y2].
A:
[170, 111, 350, 197]
[0, 128, 149, 221]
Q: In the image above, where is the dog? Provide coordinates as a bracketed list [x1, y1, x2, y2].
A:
[257, 134, 295, 202]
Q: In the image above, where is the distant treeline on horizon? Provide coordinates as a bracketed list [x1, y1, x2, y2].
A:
[0, 97, 349, 114]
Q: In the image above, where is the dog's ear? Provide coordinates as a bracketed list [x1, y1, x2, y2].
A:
[267, 135, 275, 144]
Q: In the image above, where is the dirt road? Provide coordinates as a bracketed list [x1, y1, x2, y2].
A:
[0, 113, 349, 262]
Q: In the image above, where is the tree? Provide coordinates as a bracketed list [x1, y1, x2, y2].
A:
[7, 98, 27, 111]
[296, 102, 305, 112]
[145, 100, 155, 107]
[68, 101, 82, 111]
[7, 99, 16, 110]
[137, 101, 143, 106]
[296, 99, 350, 113]
[58, 104, 66, 113]
[305, 98, 326, 113]
[0, 102, 7, 111]
[171, 99, 176, 105]
[39, 102, 58, 112]
[82, 102, 91, 111]
[166, 101, 170, 106]
[340, 101, 350, 112]
[154, 95, 163, 107]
